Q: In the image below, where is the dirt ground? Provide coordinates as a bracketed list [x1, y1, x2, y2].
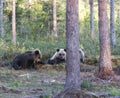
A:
[0, 64, 120, 98]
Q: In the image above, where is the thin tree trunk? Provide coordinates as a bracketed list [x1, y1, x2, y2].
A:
[117, 10, 120, 26]
[0, 0, 3, 37]
[117, 10, 120, 38]
[110, 0, 116, 46]
[12, 0, 16, 45]
[98, 0, 114, 79]
[89, 0, 94, 40]
[52, 0, 57, 38]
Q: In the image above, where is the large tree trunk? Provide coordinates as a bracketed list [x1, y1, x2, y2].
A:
[53, 0, 80, 97]
[110, 0, 116, 46]
[0, 0, 3, 37]
[98, 0, 114, 79]
[52, 0, 57, 38]
[65, 0, 80, 89]
[89, 0, 94, 40]
[12, 0, 16, 45]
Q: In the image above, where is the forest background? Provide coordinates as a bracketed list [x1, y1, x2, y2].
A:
[0, 0, 120, 64]
[0, 0, 120, 97]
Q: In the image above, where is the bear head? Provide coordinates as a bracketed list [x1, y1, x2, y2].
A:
[25, 49, 42, 65]
[48, 48, 66, 64]
[33, 49, 43, 64]
[56, 48, 66, 60]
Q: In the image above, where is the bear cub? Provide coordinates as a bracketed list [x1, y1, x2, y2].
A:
[12, 49, 42, 70]
[48, 48, 85, 64]
[48, 48, 66, 64]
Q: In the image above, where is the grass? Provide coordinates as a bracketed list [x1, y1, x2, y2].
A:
[81, 79, 120, 96]
[0, 67, 64, 98]
[3, 80, 24, 88]
[0, 64, 120, 97]
[108, 87, 120, 96]
[81, 80, 93, 90]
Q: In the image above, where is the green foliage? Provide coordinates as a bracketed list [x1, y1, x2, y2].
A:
[111, 45, 120, 55]
[3, 80, 23, 87]
[79, 18, 100, 58]
[3, 0, 66, 39]
[108, 87, 120, 96]
[115, 13, 120, 45]
[81, 80, 93, 90]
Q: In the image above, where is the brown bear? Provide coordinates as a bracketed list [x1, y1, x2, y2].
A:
[48, 48, 85, 64]
[12, 49, 43, 70]
[48, 48, 66, 64]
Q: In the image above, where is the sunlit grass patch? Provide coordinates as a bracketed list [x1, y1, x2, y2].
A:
[108, 87, 120, 96]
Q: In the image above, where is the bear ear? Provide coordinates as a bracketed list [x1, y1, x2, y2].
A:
[34, 50, 40, 55]
[56, 49, 60, 52]
[64, 49, 66, 52]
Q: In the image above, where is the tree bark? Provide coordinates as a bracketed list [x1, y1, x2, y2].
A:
[0, 0, 3, 37]
[53, 0, 80, 97]
[110, 0, 116, 46]
[65, 0, 80, 88]
[52, 0, 57, 38]
[12, 0, 16, 45]
[98, 0, 114, 79]
[89, 0, 94, 40]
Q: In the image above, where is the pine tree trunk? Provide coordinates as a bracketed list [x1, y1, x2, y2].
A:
[0, 0, 3, 37]
[53, 0, 81, 97]
[89, 0, 94, 40]
[110, 0, 116, 46]
[65, 0, 80, 89]
[52, 0, 57, 38]
[12, 0, 16, 45]
[118, 10, 120, 25]
[98, 0, 114, 79]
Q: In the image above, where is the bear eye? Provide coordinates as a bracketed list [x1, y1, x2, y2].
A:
[59, 54, 62, 56]
[62, 54, 65, 56]
[59, 53, 64, 56]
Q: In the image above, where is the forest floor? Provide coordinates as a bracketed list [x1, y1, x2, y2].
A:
[0, 63, 120, 98]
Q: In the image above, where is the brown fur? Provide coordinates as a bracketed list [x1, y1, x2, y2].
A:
[12, 50, 42, 70]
